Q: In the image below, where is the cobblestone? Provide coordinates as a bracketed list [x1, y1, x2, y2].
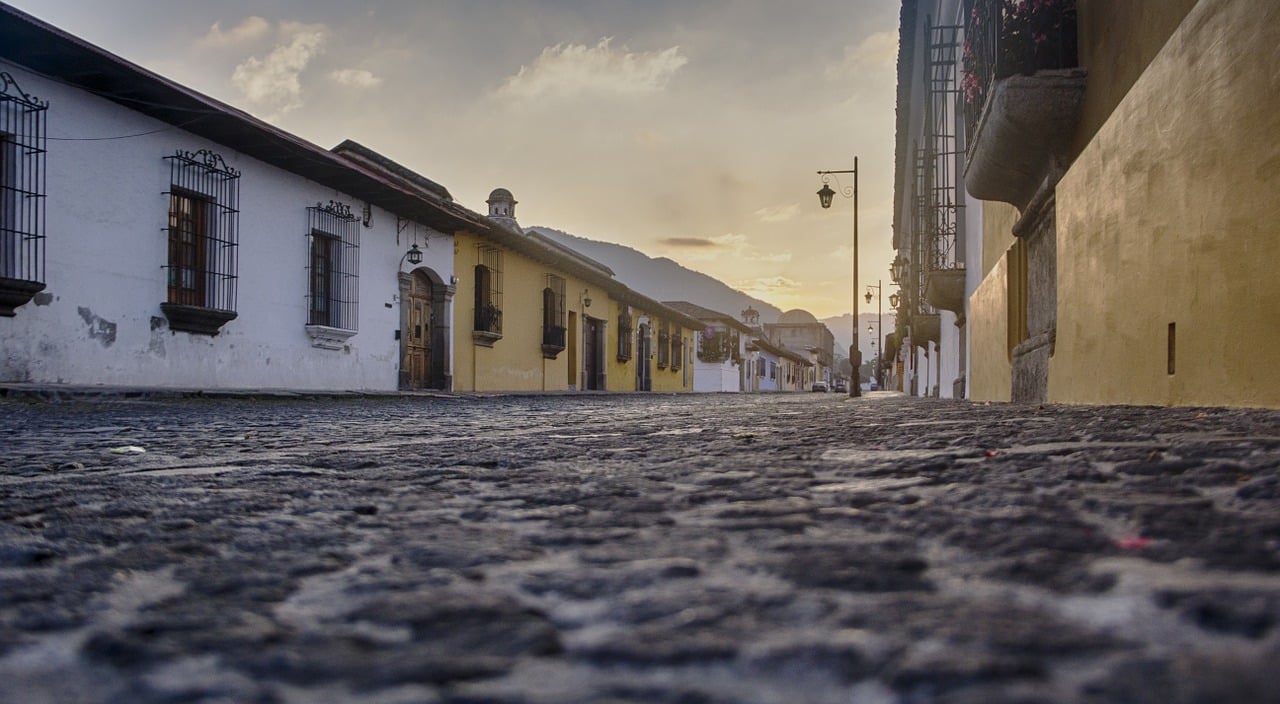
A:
[1, 393, 1279, 703]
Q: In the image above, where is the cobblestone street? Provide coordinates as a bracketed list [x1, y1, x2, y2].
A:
[2, 392, 1279, 703]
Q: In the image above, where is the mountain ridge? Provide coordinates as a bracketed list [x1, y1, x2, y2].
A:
[529, 226, 785, 324]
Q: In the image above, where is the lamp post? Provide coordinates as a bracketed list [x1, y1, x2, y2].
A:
[864, 280, 882, 391]
[888, 291, 901, 391]
[817, 157, 859, 398]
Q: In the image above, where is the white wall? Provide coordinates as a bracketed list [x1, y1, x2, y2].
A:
[0, 62, 453, 391]
[691, 360, 740, 393]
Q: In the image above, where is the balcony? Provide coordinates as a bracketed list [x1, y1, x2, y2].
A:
[924, 270, 966, 317]
[0, 277, 45, 317]
[913, 313, 941, 347]
[542, 325, 566, 359]
[963, 0, 1085, 211]
[472, 304, 502, 347]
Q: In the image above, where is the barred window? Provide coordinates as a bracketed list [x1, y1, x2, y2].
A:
[671, 332, 683, 371]
[307, 200, 360, 330]
[616, 306, 633, 361]
[0, 71, 48, 316]
[473, 244, 503, 336]
[657, 320, 670, 368]
[162, 149, 239, 334]
[542, 274, 566, 350]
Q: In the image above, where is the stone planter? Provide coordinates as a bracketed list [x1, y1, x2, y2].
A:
[964, 69, 1087, 211]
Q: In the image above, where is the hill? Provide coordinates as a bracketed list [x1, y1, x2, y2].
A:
[529, 226, 783, 324]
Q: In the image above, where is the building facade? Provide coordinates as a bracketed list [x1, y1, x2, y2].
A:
[764, 309, 835, 390]
[0, 4, 699, 395]
[893, 0, 1279, 407]
[451, 189, 700, 394]
[0, 5, 476, 392]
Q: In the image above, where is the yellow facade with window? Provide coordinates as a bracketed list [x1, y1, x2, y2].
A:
[1049, 0, 1280, 407]
[966, 0, 1278, 406]
[451, 229, 696, 394]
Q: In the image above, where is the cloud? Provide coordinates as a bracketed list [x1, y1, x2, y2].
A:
[329, 68, 383, 88]
[495, 37, 688, 100]
[659, 237, 717, 248]
[231, 22, 328, 117]
[735, 276, 802, 294]
[663, 232, 791, 266]
[827, 30, 899, 79]
[198, 16, 270, 48]
[753, 204, 799, 223]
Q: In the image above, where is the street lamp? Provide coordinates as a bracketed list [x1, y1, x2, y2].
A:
[816, 157, 859, 398]
[890, 255, 907, 285]
[865, 280, 882, 392]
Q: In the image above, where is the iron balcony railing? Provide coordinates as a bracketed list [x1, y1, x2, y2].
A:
[962, 0, 1079, 147]
[542, 325, 566, 349]
[474, 303, 502, 334]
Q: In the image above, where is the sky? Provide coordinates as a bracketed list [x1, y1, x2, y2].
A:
[11, 0, 901, 319]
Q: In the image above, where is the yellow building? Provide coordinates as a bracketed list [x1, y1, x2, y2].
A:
[895, 0, 1279, 407]
[453, 189, 701, 393]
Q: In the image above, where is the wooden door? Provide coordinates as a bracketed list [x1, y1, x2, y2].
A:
[406, 272, 433, 388]
[637, 323, 652, 391]
[584, 318, 600, 390]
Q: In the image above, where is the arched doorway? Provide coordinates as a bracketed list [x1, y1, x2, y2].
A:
[404, 270, 433, 389]
[400, 268, 453, 390]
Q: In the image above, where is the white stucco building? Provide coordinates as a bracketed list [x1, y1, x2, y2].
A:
[0, 4, 484, 391]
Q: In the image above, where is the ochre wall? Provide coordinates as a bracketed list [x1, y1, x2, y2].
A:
[452, 231, 693, 393]
[605, 299, 637, 392]
[981, 202, 1019, 279]
[453, 231, 594, 392]
[968, 253, 1012, 402]
[1051, 0, 1280, 407]
[1073, 0, 1199, 158]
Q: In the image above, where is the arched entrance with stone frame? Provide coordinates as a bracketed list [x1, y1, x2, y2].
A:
[399, 267, 454, 390]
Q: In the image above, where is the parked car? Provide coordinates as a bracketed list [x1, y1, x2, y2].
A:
[811, 381, 829, 393]
[833, 380, 847, 393]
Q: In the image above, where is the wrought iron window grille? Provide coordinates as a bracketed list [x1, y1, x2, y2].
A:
[924, 18, 965, 275]
[306, 200, 360, 332]
[617, 306, 633, 361]
[542, 274, 566, 354]
[161, 148, 240, 334]
[657, 320, 670, 369]
[473, 244, 503, 339]
[0, 71, 49, 316]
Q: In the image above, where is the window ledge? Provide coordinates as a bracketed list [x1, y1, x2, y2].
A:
[473, 330, 502, 348]
[541, 343, 565, 359]
[305, 324, 357, 350]
[0, 277, 46, 317]
[160, 303, 237, 336]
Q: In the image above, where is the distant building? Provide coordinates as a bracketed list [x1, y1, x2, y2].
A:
[765, 310, 835, 388]
[664, 301, 750, 393]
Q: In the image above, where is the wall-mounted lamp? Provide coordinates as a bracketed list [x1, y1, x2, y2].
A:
[889, 292, 900, 309]
[582, 289, 593, 308]
[399, 243, 423, 268]
[362, 203, 373, 228]
[450, 275, 459, 286]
